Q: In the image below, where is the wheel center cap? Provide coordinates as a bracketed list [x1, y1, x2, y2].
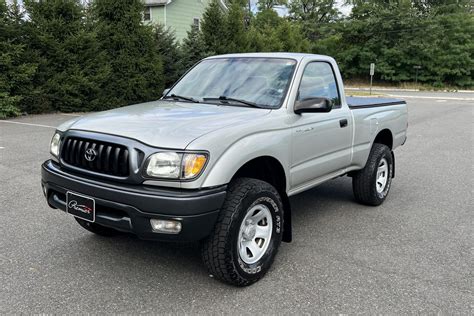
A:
[243, 225, 256, 241]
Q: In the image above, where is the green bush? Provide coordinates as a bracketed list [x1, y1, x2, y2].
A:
[0, 0, 36, 118]
[0, 0, 472, 119]
[0, 93, 21, 119]
[91, 0, 164, 110]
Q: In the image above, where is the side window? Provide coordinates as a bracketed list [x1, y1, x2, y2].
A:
[143, 6, 151, 21]
[193, 17, 201, 30]
[297, 62, 341, 108]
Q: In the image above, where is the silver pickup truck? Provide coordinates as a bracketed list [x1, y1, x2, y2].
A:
[41, 53, 408, 286]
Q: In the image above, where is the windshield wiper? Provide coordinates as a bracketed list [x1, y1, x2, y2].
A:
[203, 96, 265, 109]
[163, 94, 199, 103]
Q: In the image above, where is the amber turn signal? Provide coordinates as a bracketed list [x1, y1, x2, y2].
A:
[182, 154, 207, 179]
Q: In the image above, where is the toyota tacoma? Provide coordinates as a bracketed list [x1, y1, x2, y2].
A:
[41, 53, 408, 286]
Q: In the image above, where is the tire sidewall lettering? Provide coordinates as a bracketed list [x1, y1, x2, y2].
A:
[234, 194, 281, 276]
[376, 150, 393, 199]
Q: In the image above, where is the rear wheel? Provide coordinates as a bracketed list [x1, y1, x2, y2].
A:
[201, 178, 283, 286]
[75, 218, 120, 237]
[352, 143, 393, 206]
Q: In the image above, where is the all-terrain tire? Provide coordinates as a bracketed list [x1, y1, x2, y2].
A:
[75, 217, 120, 237]
[352, 143, 393, 206]
[201, 178, 284, 286]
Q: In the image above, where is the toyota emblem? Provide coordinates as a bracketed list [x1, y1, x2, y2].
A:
[84, 148, 97, 162]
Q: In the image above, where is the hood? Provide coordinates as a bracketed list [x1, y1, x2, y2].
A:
[59, 100, 271, 149]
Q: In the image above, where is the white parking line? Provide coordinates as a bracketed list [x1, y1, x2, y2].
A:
[386, 94, 474, 101]
[60, 113, 82, 117]
[346, 87, 474, 93]
[0, 120, 56, 129]
[0, 147, 4, 149]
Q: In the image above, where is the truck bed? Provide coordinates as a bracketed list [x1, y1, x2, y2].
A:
[347, 97, 406, 109]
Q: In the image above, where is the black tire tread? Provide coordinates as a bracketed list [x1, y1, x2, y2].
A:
[201, 177, 282, 286]
[352, 143, 392, 206]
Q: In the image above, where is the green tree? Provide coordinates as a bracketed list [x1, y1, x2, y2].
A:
[257, 0, 288, 10]
[333, 0, 473, 87]
[253, 7, 283, 29]
[224, 3, 249, 52]
[180, 25, 209, 72]
[247, 9, 310, 52]
[23, 0, 108, 113]
[290, 0, 340, 23]
[420, 12, 473, 86]
[0, 0, 36, 118]
[411, 0, 472, 14]
[153, 24, 182, 88]
[92, 0, 164, 109]
[289, 0, 340, 40]
[201, 0, 227, 55]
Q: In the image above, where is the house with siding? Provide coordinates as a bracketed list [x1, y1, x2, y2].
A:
[143, 0, 228, 42]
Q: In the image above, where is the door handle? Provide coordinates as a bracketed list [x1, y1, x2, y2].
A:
[339, 119, 348, 128]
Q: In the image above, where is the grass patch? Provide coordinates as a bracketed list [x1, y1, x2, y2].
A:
[344, 80, 473, 91]
[345, 90, 386, 97]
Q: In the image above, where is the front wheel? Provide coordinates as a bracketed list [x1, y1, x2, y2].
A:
[201, 178, 283, 286]
[352, 143, 393, 206]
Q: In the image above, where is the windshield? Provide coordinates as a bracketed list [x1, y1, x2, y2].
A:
[166, 58, 297, 108]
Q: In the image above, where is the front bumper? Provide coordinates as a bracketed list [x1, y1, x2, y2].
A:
[41, 160, 226, 241]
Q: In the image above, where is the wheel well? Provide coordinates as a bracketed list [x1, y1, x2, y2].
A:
[232, 156, 286, 194]
[232, 156, 292, 242]
[374, 129, 393, 149]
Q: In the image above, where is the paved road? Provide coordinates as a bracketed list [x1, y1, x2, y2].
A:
[346, 88, 474, 100]
[1, 92, 473, 313]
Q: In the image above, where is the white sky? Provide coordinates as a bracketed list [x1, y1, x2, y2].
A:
[252, 0, 353, 16]
[337, 0, 353, 16]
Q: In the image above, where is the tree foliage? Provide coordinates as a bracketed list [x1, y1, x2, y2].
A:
[0, 0, 472, 118]
[322, 0, 473, 86]
[290, 0, 340, 21]
[246, 9, 310, 52]
[22, 0, 111, 113]
[224, 2, 250, 52]
[153, 24, 182, 88]
[200, 0, 227, 55]
[0, 1, 36, 118]
[91, 0, 164, 109]
[180, 25, 208, 75]
[257, 0, 288, 11]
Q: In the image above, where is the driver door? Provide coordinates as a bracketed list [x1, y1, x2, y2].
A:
[290, 61, 352, 189]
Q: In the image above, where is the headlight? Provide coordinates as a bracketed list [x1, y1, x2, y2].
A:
[146, 152, 181, 178]
[50, 133, 61, 157]
[145, 152, 208, 180]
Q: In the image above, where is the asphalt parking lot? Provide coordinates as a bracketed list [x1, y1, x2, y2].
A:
[1, 91, 473, 313]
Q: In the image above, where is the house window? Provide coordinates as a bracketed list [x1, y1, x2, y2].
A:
[143, 6, 151, 21]
[193, 17, 200, 30]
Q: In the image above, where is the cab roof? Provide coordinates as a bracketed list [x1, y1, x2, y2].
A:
[205, 52, 335, 63]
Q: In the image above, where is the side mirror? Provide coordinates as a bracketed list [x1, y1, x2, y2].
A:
[294, 97, 332, 114]
[162, 88, 170, 97]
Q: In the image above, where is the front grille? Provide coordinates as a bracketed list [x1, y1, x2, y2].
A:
[61, 137, 130, 177]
